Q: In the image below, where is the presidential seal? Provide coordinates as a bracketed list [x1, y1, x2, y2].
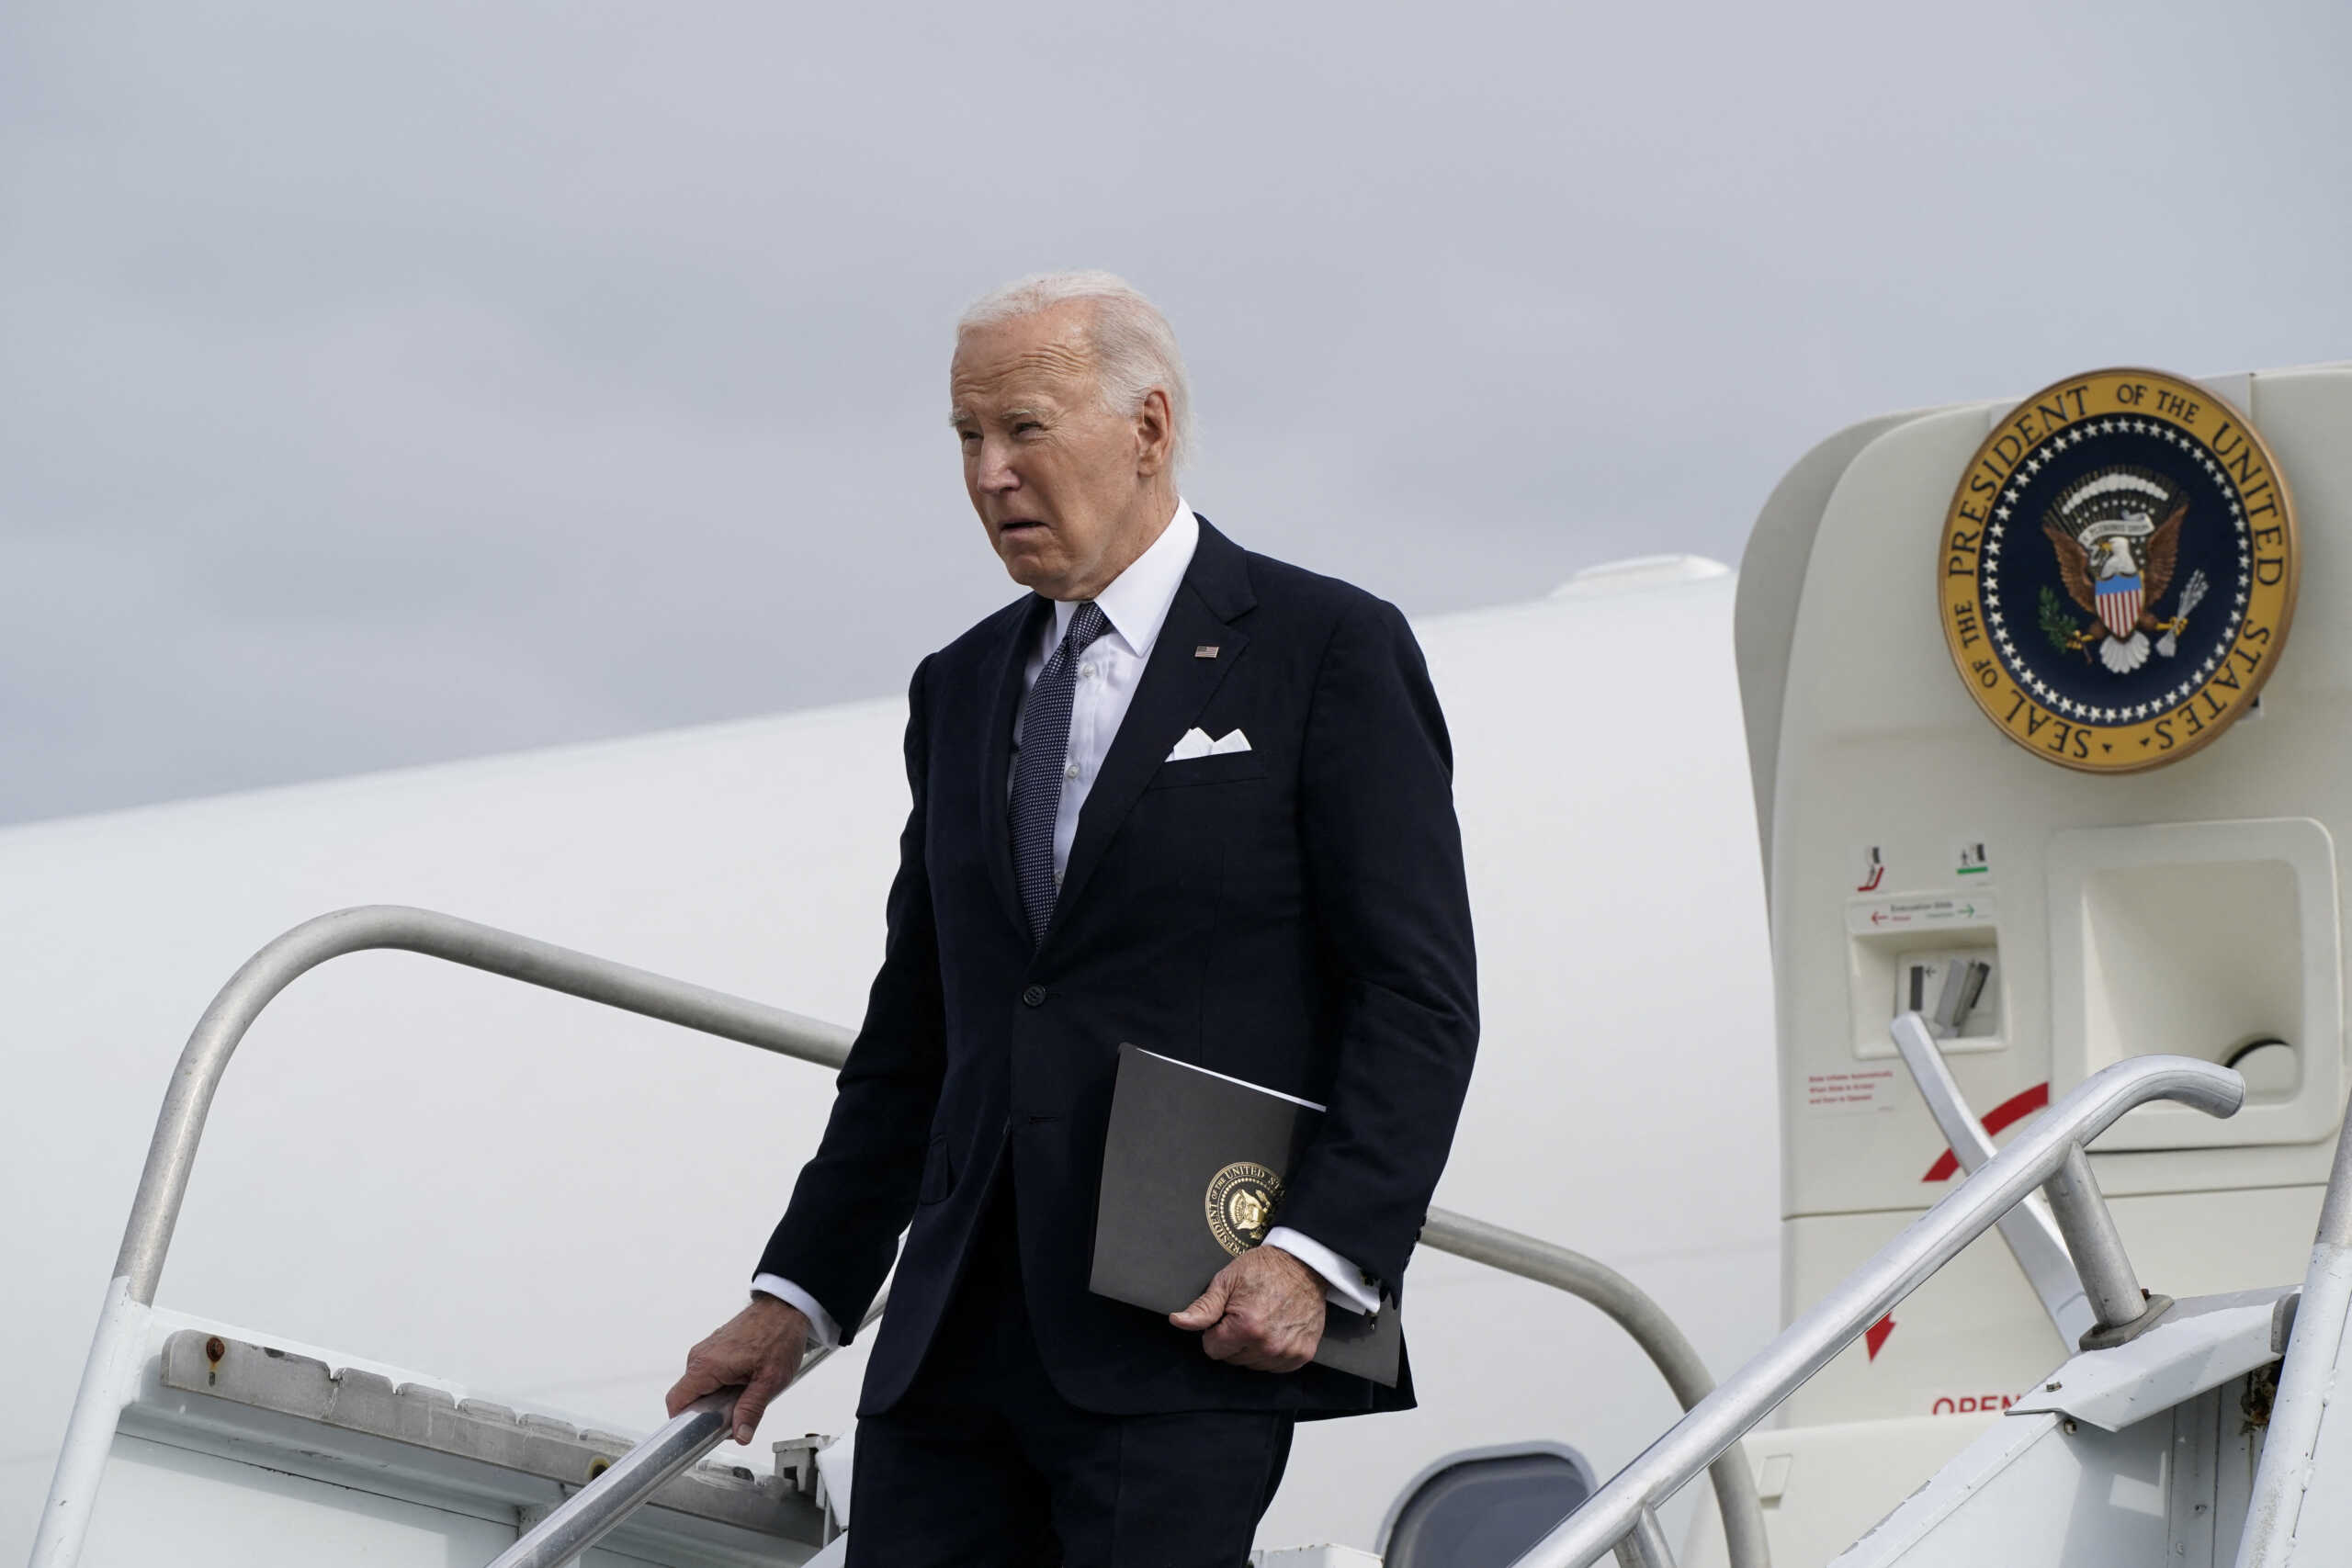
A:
[1939, 367, 2297, 773]
[1204, 1161, 1283, 1257]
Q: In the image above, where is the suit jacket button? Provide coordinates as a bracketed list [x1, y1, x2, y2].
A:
[1022, 984, 1047, 1007]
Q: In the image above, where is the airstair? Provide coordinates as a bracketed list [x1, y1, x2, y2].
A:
[1508, 979, 2352, 1567]
[27, 906, 1766, 1568]
[513, 1015, 2352, 1568]
[33, 904, 2352, 1567]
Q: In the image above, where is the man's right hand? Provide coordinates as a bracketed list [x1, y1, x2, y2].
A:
[666, 1292, 810, 1445]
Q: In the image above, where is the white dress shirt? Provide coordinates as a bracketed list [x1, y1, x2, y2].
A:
[755, 501, 1377, 1347]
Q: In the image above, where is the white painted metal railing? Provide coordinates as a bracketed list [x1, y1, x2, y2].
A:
[1505, 1049, 2245, 1568]
[487, 1289, 886, 1568]
[32, 903, 1772, 1568]
[2234, 1072, 2352, 1567]
[31, 905, 853, 1568]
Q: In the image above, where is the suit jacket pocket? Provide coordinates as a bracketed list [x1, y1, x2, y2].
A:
[1146, 750, 1269, 789]
[917, 1134, 955, 1204]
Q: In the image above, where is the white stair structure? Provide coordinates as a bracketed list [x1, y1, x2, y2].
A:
[73, 1315, 833, 1567]
[487, 1005, 2352, 1568]
[1827, 1079, 2352, 1568]
[27, 906, 1771, 1568]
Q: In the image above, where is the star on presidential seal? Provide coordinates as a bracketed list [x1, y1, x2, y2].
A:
[1938, 367, 2298, 773]
[1204, 1161, 1283, 1257]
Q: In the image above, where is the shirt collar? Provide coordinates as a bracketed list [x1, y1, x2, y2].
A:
[1052, 499, 1199, 659]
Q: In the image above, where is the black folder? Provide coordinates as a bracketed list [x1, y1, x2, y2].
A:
[1090, 1043, 1402, 1385]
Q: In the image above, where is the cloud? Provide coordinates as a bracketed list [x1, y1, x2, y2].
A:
[3, 0, 2346, 821]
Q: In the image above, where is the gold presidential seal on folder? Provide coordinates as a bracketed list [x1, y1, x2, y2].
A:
[1094, 1045, 1401, 1384]
[1937, 367, 2297, 773]
[1204, 1161, 1283, 1256]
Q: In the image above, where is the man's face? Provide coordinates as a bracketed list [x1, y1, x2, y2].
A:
[950, 303, 1170, 601]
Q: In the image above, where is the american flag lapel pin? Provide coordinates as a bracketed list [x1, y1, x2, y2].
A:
[1194, 644, 1219, 659]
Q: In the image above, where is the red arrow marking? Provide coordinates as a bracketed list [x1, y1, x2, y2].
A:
[1922, 1082, 2052, 1182]
[1865, 1314, 1896, 1361]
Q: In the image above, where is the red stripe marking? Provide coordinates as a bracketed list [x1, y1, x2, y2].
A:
[1865, 1314, 1895, 1361]
[1922, 1082, 2051, 1182]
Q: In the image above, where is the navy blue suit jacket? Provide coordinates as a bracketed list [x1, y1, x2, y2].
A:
[759, 518, 1478, 1417]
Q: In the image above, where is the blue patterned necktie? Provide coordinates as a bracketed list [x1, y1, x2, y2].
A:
[1011, 601, 1112, 946]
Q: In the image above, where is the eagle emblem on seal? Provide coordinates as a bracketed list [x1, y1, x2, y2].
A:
[1204, 1161, 1283, 1256]
[2039, 467, 2209, 674]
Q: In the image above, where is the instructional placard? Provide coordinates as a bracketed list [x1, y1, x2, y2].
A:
[1846, 892, 1998, 936]
[1805, 1066, 1900, 1115]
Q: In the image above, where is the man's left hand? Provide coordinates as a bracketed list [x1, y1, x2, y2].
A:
[1170, 1246, 1327, 1372]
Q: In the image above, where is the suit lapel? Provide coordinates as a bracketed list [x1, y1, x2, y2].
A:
[1046, 520, 1255, 942]
[980, 593, 1054, 942]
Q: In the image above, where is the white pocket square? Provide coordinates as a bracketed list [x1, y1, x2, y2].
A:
[1165, 727, 1250, 762]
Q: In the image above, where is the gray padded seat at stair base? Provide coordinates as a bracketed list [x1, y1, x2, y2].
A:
[1384, 1446, 1597, 1568]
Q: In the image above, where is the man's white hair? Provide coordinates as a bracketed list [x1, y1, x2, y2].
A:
[957, 270, 1193, 468]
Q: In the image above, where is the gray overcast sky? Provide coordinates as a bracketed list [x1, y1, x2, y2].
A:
[4, 0, 2346, 824]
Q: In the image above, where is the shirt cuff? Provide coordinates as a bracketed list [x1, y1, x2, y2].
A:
[1262, 1227, 1382, 1316]
[751, 1274, 842, 1349]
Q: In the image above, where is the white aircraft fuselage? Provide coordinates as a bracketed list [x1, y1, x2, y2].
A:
[0, 555, 1778, 1558]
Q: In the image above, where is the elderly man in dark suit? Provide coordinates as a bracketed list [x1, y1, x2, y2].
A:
[668, 271, 1478, 1565]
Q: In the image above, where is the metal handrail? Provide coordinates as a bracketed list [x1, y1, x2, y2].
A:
[35, 902, 1769, 1568]
[1889, 1012, 2096, 1346]
[503, 1206, 1776, 1568]
[1509, 1052, 2245, 1568]
[113, 906, 855, 1302]
[491, 1292, 886, 1568]
[2233, 1079, 2352, 1567]
[503, 1391, 737, 1567]
[32, 905, 854, 1568]
[1419, 1209, 1770, 1568]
